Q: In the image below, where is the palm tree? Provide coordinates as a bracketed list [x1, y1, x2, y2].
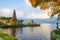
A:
[29, 0, 60, 30]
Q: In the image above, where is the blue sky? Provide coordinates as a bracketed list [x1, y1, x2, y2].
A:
[0, 0, 56, 19]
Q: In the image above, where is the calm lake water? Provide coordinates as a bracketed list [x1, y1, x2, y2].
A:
[0, 23, 59, 40]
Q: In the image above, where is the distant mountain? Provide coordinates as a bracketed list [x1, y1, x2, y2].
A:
[17, 17, 60, 24]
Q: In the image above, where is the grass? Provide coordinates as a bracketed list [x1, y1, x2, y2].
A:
[25, 24, 40, 27]
[0, 24, 40, 28]
[51, 30, 60, 40]
[52, 30, 60, 35]
[0, 31, 18, 40]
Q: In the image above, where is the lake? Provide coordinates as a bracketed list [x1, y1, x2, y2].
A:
[0, 23, 59, 40]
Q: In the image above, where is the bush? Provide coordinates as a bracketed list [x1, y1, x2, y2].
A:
[0, 24, 40, 28]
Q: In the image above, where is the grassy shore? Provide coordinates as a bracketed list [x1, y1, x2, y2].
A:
[0, 24, 40, 28]
[0, 32, 18, 40]
[51, 30, 60, 40]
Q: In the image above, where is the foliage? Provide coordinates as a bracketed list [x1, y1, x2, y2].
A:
[29, 0, 60, 20]
[0, 16, 12, 20]
[25, 24, 40, 27]
[0, 24, 40, 28]
[0, 32, 18, 40]
[51, 30, 60, 40]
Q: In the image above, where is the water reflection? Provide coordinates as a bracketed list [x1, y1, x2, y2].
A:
[16, 27, 23, 39]
[0, 27, 23, 36]
[40, 24, 51, 40]
[0, 24, 56, 40]
[30, 27, 33, 34]
[10, 28, 16, 36]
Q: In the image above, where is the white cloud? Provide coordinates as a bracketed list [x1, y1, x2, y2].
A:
[0, 8, 12, 17]
[0, 8, 24, 18]
[25, 12, 50, 19]
[25, 0, 31, 7]
[2, 8, 11, 14]
[0, 8, 51, 19]
[16, 10, 24, 18]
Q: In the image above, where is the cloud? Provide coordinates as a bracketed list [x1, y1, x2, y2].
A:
[16, 10, 25, 18]
[1, 8, 11, 14]
[25, 12, 50, 19]
[0, 8, 12, 17]
[25, 0, 31, 7]
[0, 8, 24, 18]
[0, 8, 51, 19]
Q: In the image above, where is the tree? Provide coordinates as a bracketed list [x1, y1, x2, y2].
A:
[29, 0, 60, 30]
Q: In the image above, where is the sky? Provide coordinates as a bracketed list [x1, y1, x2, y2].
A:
[0, 0, 56, 19]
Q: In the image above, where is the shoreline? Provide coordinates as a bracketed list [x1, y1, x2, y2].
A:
[0, 24, 40, 28]
[0, 31, 18, 40]
[51, 30, 60, 40]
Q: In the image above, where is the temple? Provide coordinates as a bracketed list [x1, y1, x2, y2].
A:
[27, 19, 36, 24]
[8, 10, 23, 25]
[10, 10, 17, 24]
